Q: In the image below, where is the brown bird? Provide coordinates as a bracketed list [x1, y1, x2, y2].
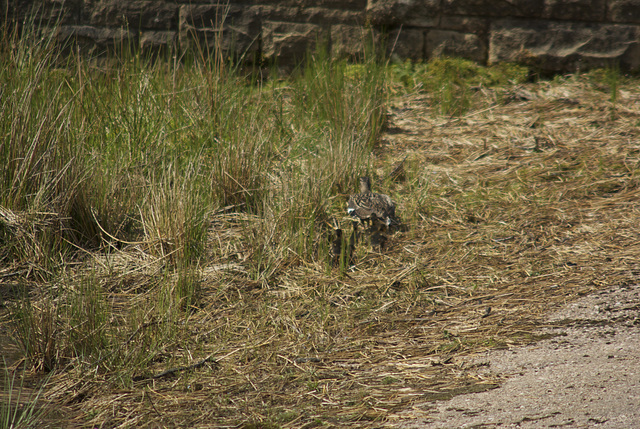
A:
[347, 176, 397, 229]
[331, 228, 344, 266]
[368, 213, 388, 252]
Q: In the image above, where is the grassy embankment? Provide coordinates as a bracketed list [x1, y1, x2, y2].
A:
[3, 20, 640, 429]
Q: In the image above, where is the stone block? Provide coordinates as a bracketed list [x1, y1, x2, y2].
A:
[89, 1, 178, 30]
[427, 29, 487, 63]
[388, 27, 425, 61]
[443, 0, 544, 18]
[254, 5, 363, 26]
[7, 0, 82, 26]
[179, 5, 261, 59]
[54, 25, 134, 55]
[544, 0, 606, 21]
[609, 0, 640, 23]
[249, 5, 299, 23]
[140, 30, 177, 54]
[306, 0, 367, 10]
[489, 19, 640, 72]
[303, 7, 366, 25]
[440, 15, 489, 36]
[331, 24, 374, 59]
[263, 21, 326, 64]
[252, 0, 365, 7]
[367, 0, 440, 27]
[238, 0, 305, 6]
[182, 0, 259, 3]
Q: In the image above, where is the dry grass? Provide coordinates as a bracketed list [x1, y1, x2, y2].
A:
[3, 50, 640, 427]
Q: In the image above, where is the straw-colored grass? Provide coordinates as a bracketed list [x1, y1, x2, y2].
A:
[2, 20, 640, 428]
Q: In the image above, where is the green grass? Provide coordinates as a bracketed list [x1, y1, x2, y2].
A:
[1, 359, 51, 429]
[1, 18, 385, 399]
[0, 23, 384, 269]
[389, 57, 529, 115]
[3, 17, 640, 429]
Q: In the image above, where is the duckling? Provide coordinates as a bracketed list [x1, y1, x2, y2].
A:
[367, 213, 388, 252]
[331, 228, 344, 266]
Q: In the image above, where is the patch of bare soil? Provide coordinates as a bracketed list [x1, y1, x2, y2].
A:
[394, 283, 640, 428]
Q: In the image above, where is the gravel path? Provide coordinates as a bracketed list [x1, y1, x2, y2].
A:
[396, 284, 640, 428]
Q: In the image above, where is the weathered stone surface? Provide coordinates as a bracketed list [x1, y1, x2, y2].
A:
[304, 0, 367, 10]
[179, 0, 262, 3]
[489, 20, 640, 72]
[54, 25, 134, 54]
[140, 30, 177, 53]
[253, 5, 364, 25]
[89, 1, 178, 30]
[180, 4, 242, 28]
[228, 0, 365, 7]
[7, 0, 82, 26]
[179, 5, 261, 59]
[303, 7, 365, 25]
[544, 0, 606, 21]
[427, 29, 486, 63]
[366, 0, 440, 27]
[388, 28, 425, 61]
[609, 0, 640, 23]
[7, 0, 640, 72]
[331, 24, 371, 59]
[263, 21, 326, 64]
[440, 15, 489, 36]
[444, 0, 544, 18]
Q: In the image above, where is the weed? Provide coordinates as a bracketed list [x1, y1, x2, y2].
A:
[1, 360, 51, 429]
[10, 290, 59, 372]
[63, 274, 110, 363]
[382, 376, 399, 385]
[587, 65, 623, 104]
[389, 57, 528, 115]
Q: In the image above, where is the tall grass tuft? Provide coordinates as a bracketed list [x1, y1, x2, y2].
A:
[11, 274, 110, 371]
[1, 360, 51, 429]
[159, 263, 202, 315]
[3, 16, 388, 398]
[63, 274, 110, 363]
[10, 290, 59, 372]
[0, 23, 97, 276]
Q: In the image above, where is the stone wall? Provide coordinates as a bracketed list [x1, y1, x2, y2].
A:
[5, 0, 640, 72]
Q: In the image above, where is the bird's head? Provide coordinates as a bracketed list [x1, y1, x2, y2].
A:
[359, 176, 372, 193]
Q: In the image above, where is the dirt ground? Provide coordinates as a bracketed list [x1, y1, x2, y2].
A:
[394, 283, 640, 428]
[377, 76, 640, 428]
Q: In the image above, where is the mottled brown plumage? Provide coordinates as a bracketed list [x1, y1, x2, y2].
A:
[367, 213, 388, 252]
[347, 176, 397, 228]
[331, 228, 344, 265]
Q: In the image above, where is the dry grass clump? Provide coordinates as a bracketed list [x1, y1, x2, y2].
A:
[2, 22, 640, 427]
